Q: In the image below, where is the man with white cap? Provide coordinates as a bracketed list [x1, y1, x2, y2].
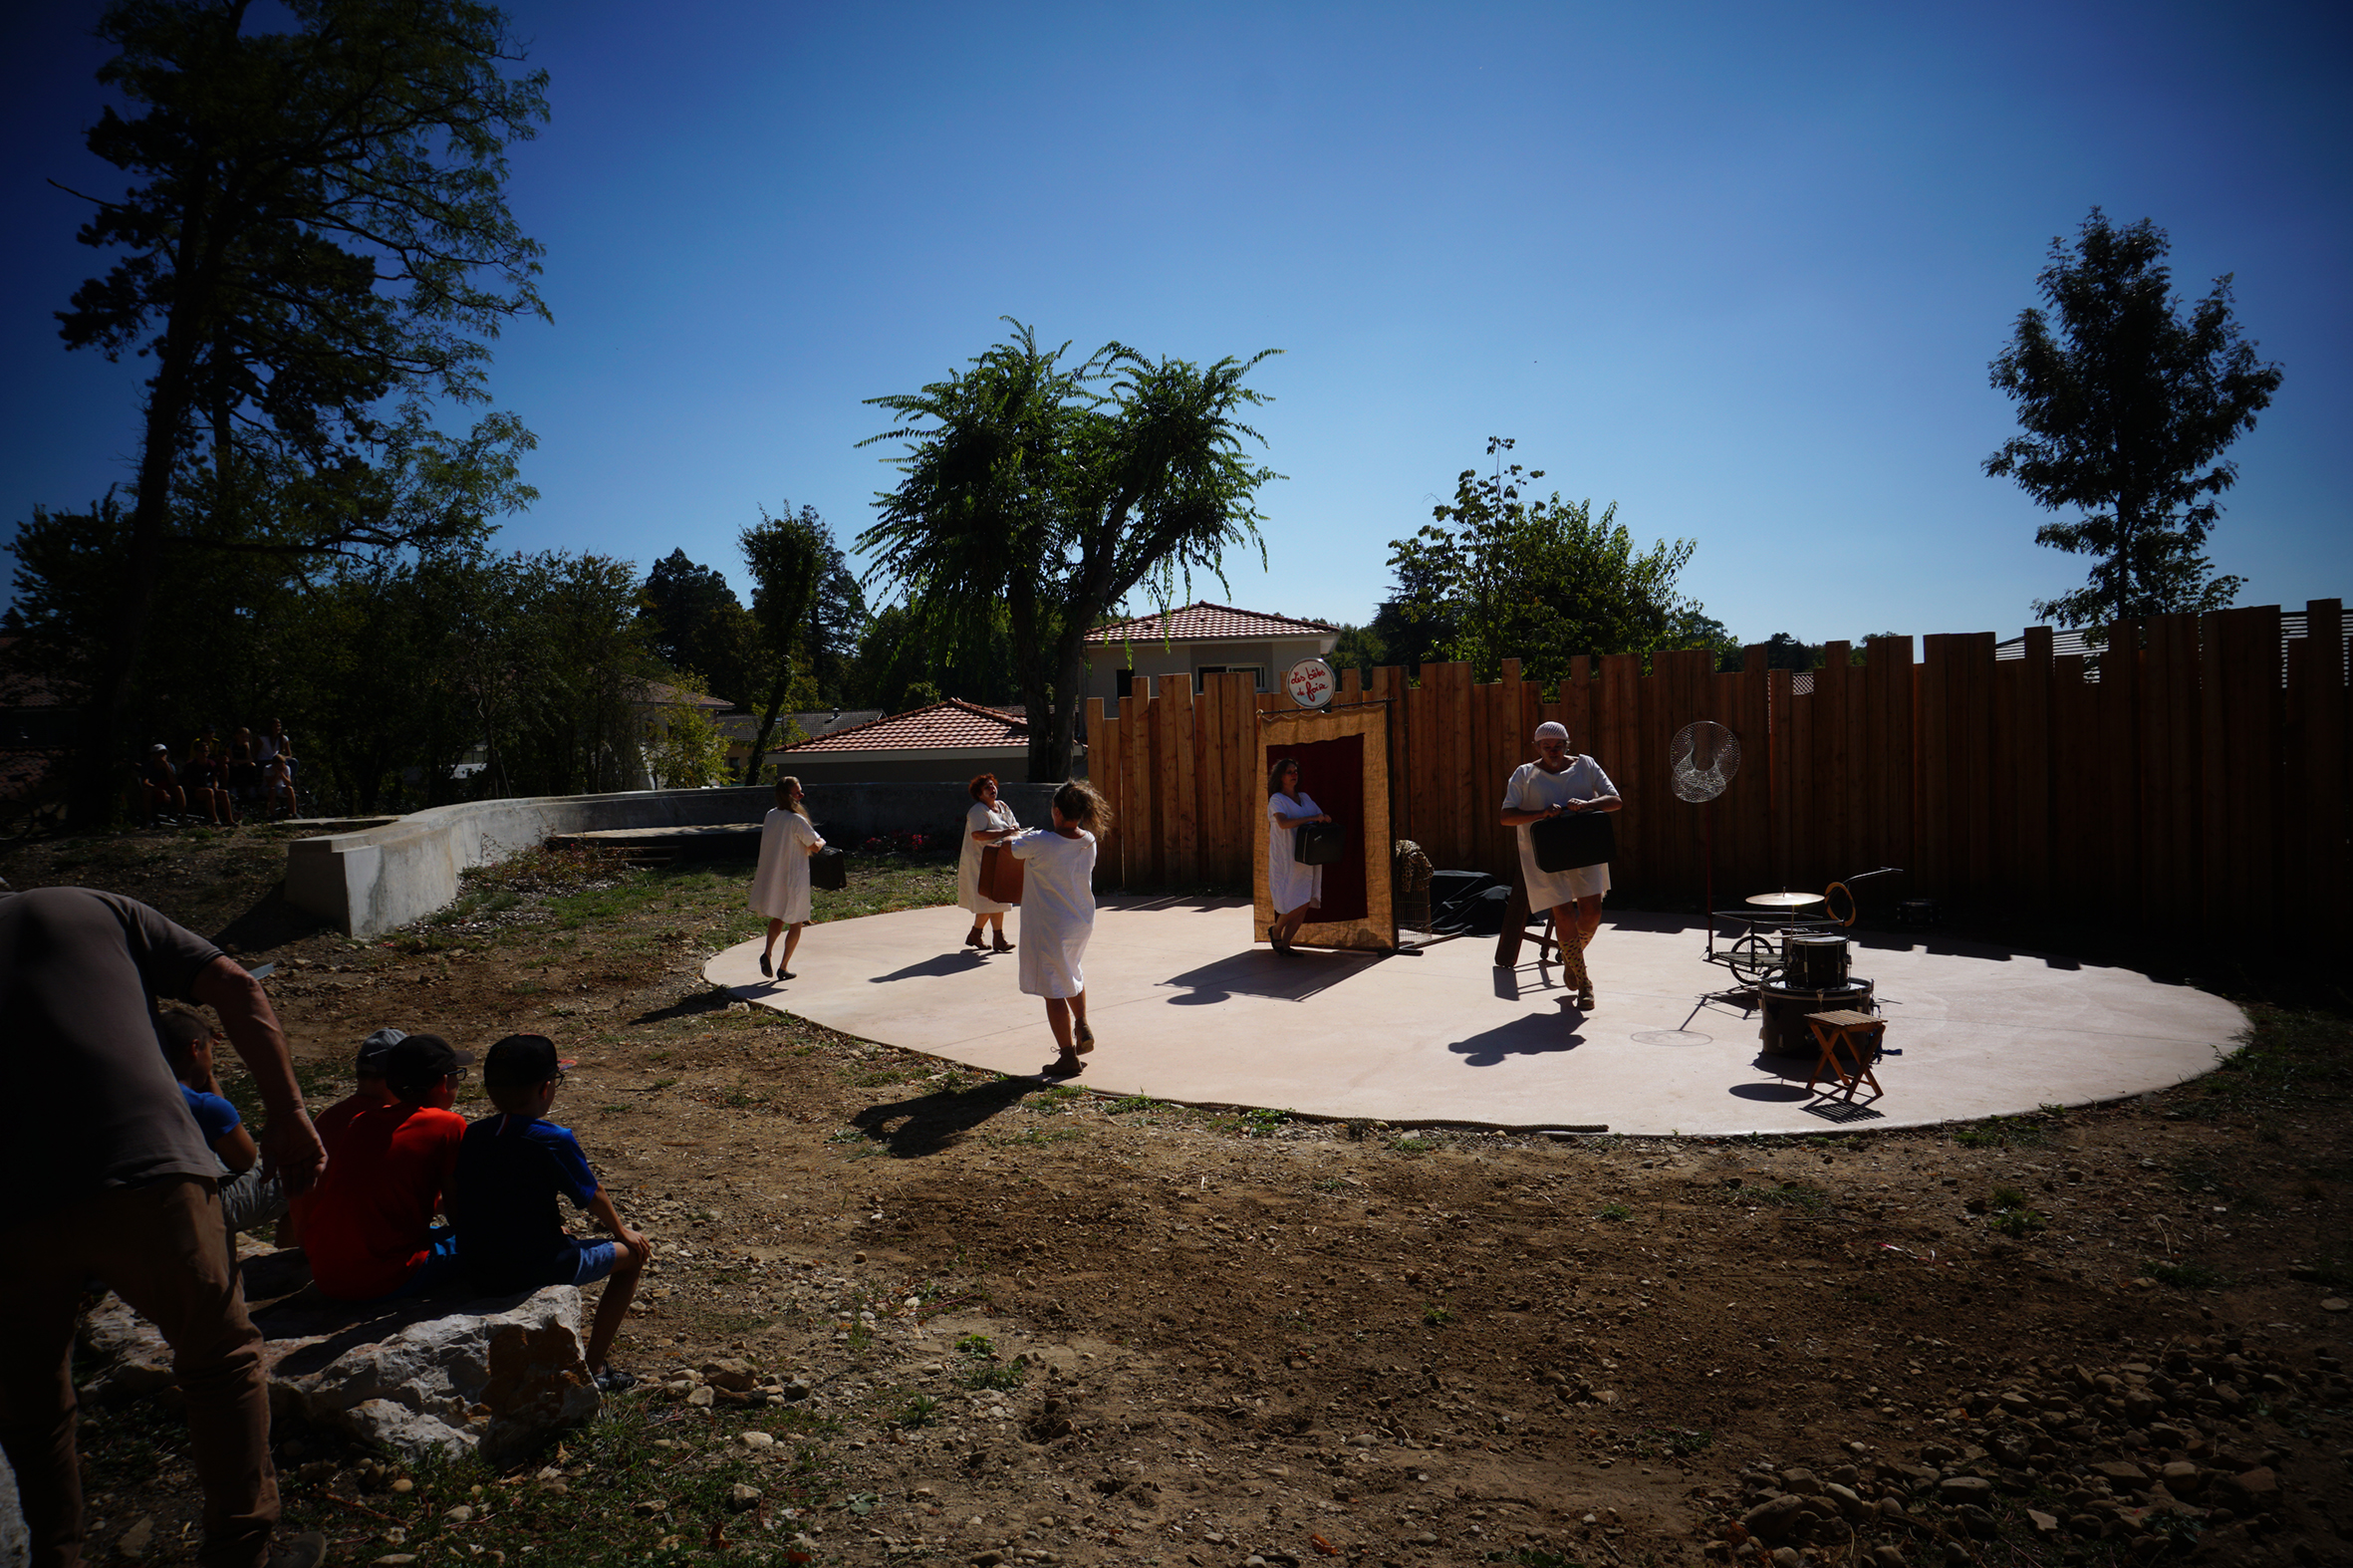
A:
[1498, 720, 1621, 1008]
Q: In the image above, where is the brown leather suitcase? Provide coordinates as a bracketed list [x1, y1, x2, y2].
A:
[980, 844, 1024, 906]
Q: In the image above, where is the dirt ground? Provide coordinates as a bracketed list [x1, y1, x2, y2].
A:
[8, 825, 2349, 1568]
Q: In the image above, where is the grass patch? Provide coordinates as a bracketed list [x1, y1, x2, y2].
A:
[1107, 1093, 1170, 1116]
[1953, 1116, 2051, 1150]
[1422, 1304, 1454, 1327]
[1240, 1106, 1294, 1135]
[1394, 1136, 1437, 1155]
[1595, 1202, 1632, 1222]
[1743, 1182, 1828, 1213]
[1631, 1425, 1715, 1458]
[2185, 1004, 2353, 1119]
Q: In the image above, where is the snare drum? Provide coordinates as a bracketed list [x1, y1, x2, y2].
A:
[1782, 932, 1850, 990]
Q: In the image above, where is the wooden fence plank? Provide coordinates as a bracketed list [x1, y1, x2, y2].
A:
[2295, 600, 2346, 955]
[1090, 698, 1120, 889]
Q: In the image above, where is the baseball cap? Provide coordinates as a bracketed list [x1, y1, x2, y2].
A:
[355, 1027, 406, 1078]
[382, 1033, 474, 1095]
[483, 1033, 576, 1089]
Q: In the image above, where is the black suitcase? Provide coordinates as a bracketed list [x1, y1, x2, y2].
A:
[1293, 820, 1346, 866]
[809, 848, 847, 891]
[1529, 811, 1614, 873]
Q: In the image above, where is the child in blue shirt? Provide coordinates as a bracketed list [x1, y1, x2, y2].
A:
[156, 1008, 288, 1235]
[452, 1033, 650, 1391]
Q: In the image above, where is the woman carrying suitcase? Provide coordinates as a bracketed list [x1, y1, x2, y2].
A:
[750, 775, 826, 979]
[958, 773, 1022, 952]
[1498, 721, 1621, 1009]
[1265, 757, 1331, 953]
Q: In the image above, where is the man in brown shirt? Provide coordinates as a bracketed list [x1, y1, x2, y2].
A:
[0, 887, 329, 1568]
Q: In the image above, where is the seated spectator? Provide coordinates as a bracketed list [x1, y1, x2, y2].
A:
[280, 1026, 405, 1248]
[227, 742, 261, 812]
[182, 738, 237, 826]
[139, 742, 186, 824]
[452, 1034, 650, 1390]
[300, 1034, 473, 1302]
[156, 1009, 288, 1235]
[265, 718, 295, 779]
[262, 752, 297, 820]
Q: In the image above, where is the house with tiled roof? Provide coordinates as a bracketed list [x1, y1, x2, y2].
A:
[766, 697, 1067, 784]
[1083, 601, 1339, 714]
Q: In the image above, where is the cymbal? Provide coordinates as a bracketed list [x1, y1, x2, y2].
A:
[1745, 891, 1827, 908]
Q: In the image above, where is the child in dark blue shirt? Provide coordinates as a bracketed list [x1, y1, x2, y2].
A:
[452, 1034, 649, 1391]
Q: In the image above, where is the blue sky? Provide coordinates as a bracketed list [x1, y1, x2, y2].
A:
[3, 0, 2346, 648]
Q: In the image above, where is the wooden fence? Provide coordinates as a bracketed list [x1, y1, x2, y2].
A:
[1085, 600, 2347, 951]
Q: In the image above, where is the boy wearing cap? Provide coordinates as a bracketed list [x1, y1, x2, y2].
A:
[451, 1034, 649, 1390]
[279, 1026, 405, 1247]
[301, 1033, 474, 1301]
[155, 1010, 289, 1235]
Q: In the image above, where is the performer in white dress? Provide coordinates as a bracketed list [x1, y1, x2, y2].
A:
[1498, 721, 1621, 1009]
[958, 772, 1022, 952]
[748, 776, 826, 979]
[1008, 779, 1112, 1078]
[1264, 757, 1331, 953]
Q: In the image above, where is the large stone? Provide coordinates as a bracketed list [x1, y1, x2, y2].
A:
[2, 1442, 27, 1568]
[78, 1281, 599, 1461]
[1740, 1495, 1808, 1544]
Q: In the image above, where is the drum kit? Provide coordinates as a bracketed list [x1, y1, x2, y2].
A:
[1702, 870, 1906, 1051]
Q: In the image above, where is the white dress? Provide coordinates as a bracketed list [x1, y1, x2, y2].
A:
[1503, 757, 1618, 910]
[748, 808, 824, 923]
[1009, 829, 1096, 998]
[1266, 790, 1325, 917]
[957, 799, 1021, 915]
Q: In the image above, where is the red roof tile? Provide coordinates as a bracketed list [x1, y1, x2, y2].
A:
[1084, 601, 1339, 646]
[779, 698, 1029, 753]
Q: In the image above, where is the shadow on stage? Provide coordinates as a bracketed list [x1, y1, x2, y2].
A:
[846, 1074, 1051, 1158]
[1444, 1009, 1586, 1066]
[1158, 946, 1386, 1004]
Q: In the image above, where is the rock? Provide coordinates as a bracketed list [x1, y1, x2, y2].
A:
[2090, 1460, 2147, 1486]
[1824, 1482, 1868, 1521]
[118, 1515, 154, 1556]
[391, 1477, 414, 1494]
[1869, 1549, 1906, 1568]
[738, 1431, 775, 1449]
[632, 1499, 666, 1518]
[2026, 1509, 2059, 1535]
[2160, 1460, 2204, 1496]
[685, 1386, 716, 1409]
[1780, 1467, 1823, 1495]
[1, 1448, 26, 1568]
[1937, 1476, 1992, 1505]
[726, 1483, 762, 1512]
[76, 1283, 598, 1463]
[2321, 1297, 2347, 1313]
[1955, 1504, 1998, 1539]
[2222, 1467, 2277, 1509]
[701, 1358, 757, 1392]
[1771, 1550, 1802, 1568]
[1740, 1495, 1807, 1544]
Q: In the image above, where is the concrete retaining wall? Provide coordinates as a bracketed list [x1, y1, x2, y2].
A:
[286, 781, 1066, 938]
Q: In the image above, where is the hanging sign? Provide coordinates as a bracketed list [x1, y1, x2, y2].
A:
[1285, 656, 1336, 708]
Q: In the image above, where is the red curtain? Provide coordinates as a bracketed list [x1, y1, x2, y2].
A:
[1264, 733, 1367, 921]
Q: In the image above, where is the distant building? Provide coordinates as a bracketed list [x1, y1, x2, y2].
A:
[1083, 601, 1339, 714]
[767, 697, 1065, 785]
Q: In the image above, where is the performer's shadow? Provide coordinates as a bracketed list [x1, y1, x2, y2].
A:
[846, 1075, 1048, 1158]
[867, 950, 991, 983]
[1447, 1011, 1585, 1066]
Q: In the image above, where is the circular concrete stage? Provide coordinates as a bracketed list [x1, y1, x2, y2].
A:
[704, 898, 2243, 1136]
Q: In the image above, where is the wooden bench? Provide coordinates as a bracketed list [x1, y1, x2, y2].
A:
[1803, 1008, 1886, 1102]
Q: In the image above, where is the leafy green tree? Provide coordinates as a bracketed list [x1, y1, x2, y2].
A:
[637, 549, 760, 705]
[848, 602, 1019, 715]
[1384, 438, 1702, 684]
[736, 505, 828, 782]
[859, 321, 1281, 780]
[49, 0, 548, 824]
[1326, 623, 1388, 672]
[1985, 209, 2283, 629]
